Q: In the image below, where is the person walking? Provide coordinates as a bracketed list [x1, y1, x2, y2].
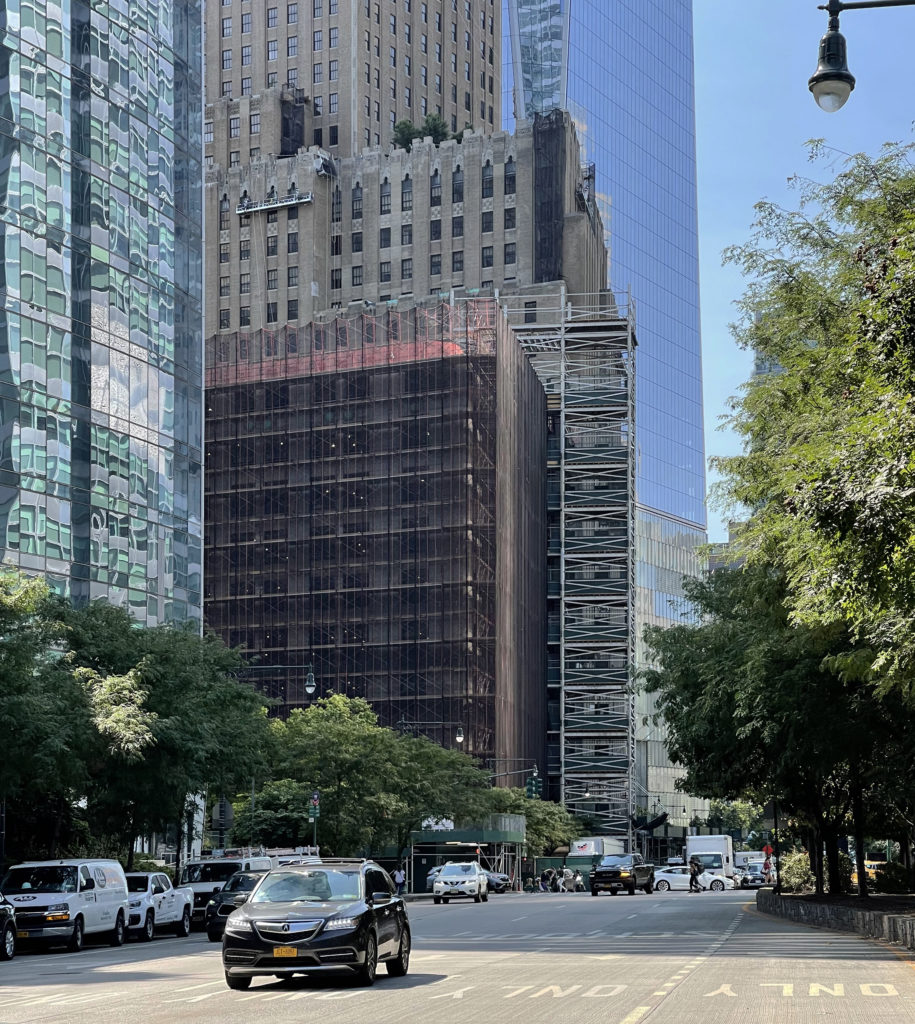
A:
[393, 864, 406, 896]
[688, 857, 702, 893]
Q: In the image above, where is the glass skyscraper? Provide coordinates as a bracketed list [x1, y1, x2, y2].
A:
[0, 0, 204, 624]
[503, 0, 707, 822]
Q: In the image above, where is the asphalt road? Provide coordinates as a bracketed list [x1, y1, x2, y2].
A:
[3, 890, 915, 1023]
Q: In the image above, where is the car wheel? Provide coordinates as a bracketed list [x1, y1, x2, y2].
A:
[207, 927, 222, 943]
[109, 911, 126, 947]
[140, 911, 155, 942]
[225, 972, 251, 991]
[355, 932, 378, 987]
[710, 879, 725, 891]
[67, 917, 84, 953]
[590, 888, 599, 896]
[442, 898, 449, 904]
[433, 895, 441, 905]
[627, 884, 636, 896]
[386, 927, 410, 977]
[644, 880, 653, 894]
[655, 880, 670, 892]
[0, 923, 15, 961]
[174, 906, 191, 937]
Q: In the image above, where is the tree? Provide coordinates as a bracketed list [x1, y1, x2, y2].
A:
[420, 113, 450, 144]
[231, 780, 314, 848]
[714, 139, 915, 699]
[485, 788, 581, 857]
[703, 800, 766, 844]
[392, 119, 421, 151]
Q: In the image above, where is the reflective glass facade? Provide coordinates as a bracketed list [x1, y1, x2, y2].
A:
[503, 0, 705, 528]
[0, 0, 204, 623]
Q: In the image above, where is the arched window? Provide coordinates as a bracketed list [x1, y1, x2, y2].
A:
[331, 187, 342, 221]
[401, 175, 413, 211]
[352, 183, 363, 218]
[452, 165, 463, 203]
[380, 178, 391, 214]
[430, 169, 441, 206]
[504, 158, 516, 195]
[219, 194, 230, 230]
[481, 161, 493, 198]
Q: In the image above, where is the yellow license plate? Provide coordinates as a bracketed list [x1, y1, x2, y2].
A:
[17, 931, 29, 939]
[273, 946, 298, 957]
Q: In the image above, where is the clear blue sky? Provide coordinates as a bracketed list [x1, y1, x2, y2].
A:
[694, 0, 913, 540]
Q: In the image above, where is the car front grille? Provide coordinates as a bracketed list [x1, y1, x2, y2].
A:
[217, 904, 234, 917]
[254, 919, 323, 942]
[14, 913, 49, 927]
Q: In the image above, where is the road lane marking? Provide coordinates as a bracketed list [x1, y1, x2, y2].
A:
[176, 980, 224, 992]
[617, 1006, 651, 1024]
[512, 916, 528, 921]
[626, 914, 637, 919]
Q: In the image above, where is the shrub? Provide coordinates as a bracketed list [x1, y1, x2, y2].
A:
[780, 851, 815, 892]
[873, 861, 912, 894]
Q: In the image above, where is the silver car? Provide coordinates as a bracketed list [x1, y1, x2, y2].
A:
[432, 862, 489, 904]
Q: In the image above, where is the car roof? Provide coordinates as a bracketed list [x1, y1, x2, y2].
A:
[13, 859, 121, 868]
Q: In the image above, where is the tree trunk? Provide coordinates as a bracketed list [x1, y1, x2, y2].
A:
[174, 816, 184, 886]
[852, 787, 868, 897]
[823, 826, 841, 895]
[810, 825, 824, 896]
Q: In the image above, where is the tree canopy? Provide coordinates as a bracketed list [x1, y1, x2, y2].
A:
[714, 139, 915, 700]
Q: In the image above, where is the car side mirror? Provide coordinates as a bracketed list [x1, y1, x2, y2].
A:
[371, 891, 392, 904]
[81, 878, 95, 892]
[234, 894, 250, 905]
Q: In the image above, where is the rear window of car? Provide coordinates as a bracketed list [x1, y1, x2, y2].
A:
[126, 876, 150, 893]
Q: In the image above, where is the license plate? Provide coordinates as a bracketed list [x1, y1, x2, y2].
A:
[17, 931, 29, 939]
[273, 946, 298, 957]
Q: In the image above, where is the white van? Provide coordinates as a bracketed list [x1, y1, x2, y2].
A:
[2, 859, 129, 951]
[179, 856, 273, 925]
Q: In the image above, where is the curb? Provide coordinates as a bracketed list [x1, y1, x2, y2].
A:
[757, 890, 915, 952]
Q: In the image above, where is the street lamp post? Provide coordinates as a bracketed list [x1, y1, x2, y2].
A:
[395, 716, 465, 745]
[809, 0, 915, 111]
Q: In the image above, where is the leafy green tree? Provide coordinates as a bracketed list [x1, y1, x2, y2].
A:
[231, 779, 314, 848]
[714, 139, 915, 699]
[420, 113, 450, 144]
[703, 799, 766, 844]
[485, 787, 580, 857]
[392, 119, 421, 150]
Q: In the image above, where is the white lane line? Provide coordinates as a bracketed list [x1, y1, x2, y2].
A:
[512, 916, 528, 921]
[626, 914, 637, 919]
[176, 980, 225, 992]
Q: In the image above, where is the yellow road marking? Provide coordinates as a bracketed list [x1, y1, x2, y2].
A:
[617, 1007, 651, 1024]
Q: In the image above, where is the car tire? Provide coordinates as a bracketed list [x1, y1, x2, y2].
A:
[710, 879, 725, 892]
[207, 927, 222, 943]
[644, 880, 653, 894]
[140, 911, 155, 942]
[174, 906, 191, 937]
[355, 932, 378, 987]
[655, 880, 670, 892]
[433, 896, 441, 905]
[109, 911, 126, 947]
[67, 917, 84, 953]
[225, 972, 251, 991]
[1, 922, 15, 961]
[442, 898, 449, 904]
[386, 927, 410, 977]
[627, 884, 636, 896]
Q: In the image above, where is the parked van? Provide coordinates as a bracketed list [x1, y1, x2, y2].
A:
[685, 835, 735, 878]
[179, 856, 273, 925]
[1, 859, 129, 951]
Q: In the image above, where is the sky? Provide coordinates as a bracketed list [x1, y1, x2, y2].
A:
[693, 0, 914, 541]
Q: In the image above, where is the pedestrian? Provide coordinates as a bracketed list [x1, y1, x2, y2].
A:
[539, 868, 550, 892]
[562, 866, 574, 892]
[688, 857, 702, 893]
[393, 863, 406, 896]
[763, 858, 772, 885]
[550, 870, 562, 893]
[573, 869, 584, 892]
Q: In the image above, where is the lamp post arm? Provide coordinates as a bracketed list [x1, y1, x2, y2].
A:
[820, 0, 915, 11]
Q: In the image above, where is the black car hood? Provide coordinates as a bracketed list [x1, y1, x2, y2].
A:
[233, 900, 363, 922]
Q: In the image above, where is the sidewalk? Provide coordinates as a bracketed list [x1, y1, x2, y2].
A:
[757, 889, 915, 951]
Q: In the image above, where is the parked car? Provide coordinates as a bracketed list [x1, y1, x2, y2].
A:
[653, 866, 732, 892]
[485, 871, 511, 893]
[1, 893, 16, 961]
[426, 865, 445, 892]
[739, 862, 769, 889]
[590, 853, 655, 896]
[179, 856, 273, 928]
[2, 860, 129, 951]
[205, 870, 267, 942]
[125, 872, 193, 940]
[432, 862, 489, 904]
[222, 858, 410, 990]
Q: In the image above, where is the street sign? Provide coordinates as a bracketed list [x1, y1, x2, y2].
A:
[762, 843, 774, 855]
[311, 790, 320, 805]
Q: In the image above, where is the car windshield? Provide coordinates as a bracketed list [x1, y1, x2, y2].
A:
[599, 856, 632, 867]
[440, 864, 476, 876]
[1, 866, 79, 893]
[180, 862, 243, 884]
[223, 872, 262, 893]
[250, 870, 361, 903]
[126, 875, 151, 893]
[748, 863, 765, 872]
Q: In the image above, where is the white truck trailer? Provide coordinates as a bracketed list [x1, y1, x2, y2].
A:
[685, 834, 735, 878]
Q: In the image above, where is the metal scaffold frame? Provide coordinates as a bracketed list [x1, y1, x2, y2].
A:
[505, 289, 636, 843]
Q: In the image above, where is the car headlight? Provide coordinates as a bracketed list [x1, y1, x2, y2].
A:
[47, 903, 70, 913]
[224, 917, 253, 933]
[619, 871, 630, 878]
[129, 899, 142, 909]
[324, 916, 359, 931]
[207, 899, 216, 907]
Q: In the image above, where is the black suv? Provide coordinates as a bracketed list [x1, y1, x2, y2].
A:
[221, 859, 410, 990]
[206, 871, 267, 942]
[1, 893, 15, 961]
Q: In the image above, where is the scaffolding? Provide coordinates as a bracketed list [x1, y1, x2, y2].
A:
[502, 287, 636, 841]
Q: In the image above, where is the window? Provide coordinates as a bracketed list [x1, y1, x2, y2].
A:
[329, 125, 338, 145]
[240, 306, 251, 327]
[288, 299, 299, 319]
[267, 235, 278, 256]
[287, 67, 298, 86]
[288, 232, 299, 253]
[240, 272, 251, 293]
[329, 60, 338, 80]
[313, 127, 323, 145]
[221, 49, 232, 69]
[331, 268, 342, 289]
[482, 162, 493, 198]
[351, 231, 362, 253]
[249, 145, 260, 158]
[401, 258, 413, 280]
[379, 261, 391, 282]
[430, 253, 441, 275]
[267, 71, 278, 86]
[313, 63, 323, 83]
[352, 184, 363, 219]
[267, 302, 278, 323]
[219, 276, 230, 296]
[219, 194, 230, 230]
[313, 30, 323, 50]
[330, 26, 338, 47]
[250, 112, 260, 134]
[452, 250, 463, 272]
[267, 269, 278, 290]
[313, 0, 322, 13]
[221, 17, 231, 36]
[452, 215, 463, 236]
[524, 300, 537, 323]
[288, 3, 298, 22]
[352, 266, 363, 286]
[504, 207, 516, 229]
[401, 176, 413, 211]
[329, 92, 338, 113]
[242, 12, 251, 31]
[229, 116, 240, 137]
[504, 158, 516, 194]
[430, 219, 441, 241]
[380, 179, 391, 214]
[240, 240, 250, 260]
[481, 245, 493, 268]
[268, 7, 278, 26]
[379, 227, 391, 248]
[430, 170, 441, 206]
[241, 76, 252, 94]
[221, 80, 231, 96]
[332, 188, 341, 221]
[219, 309, 230, 329]
[288, 36, 297, 56]
[204, 121, 213, 144]
[504, 242, 516, 265]
[481, 210, 493, 233]
[267, 209, 278, 224]
[452, 167, 463, 202]
[401, 223, 412, 245]
[288, 266, 298, 287]
[267, 39, 278, 60]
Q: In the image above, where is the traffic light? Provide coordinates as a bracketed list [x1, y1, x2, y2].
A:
[526, 775, 543, 799]
[525, 776, 535, 798]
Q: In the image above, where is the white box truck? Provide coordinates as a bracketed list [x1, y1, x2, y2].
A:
[685, 834, 735, 878]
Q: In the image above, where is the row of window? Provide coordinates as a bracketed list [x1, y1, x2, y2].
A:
[332, 244, 515, 288]
[220, 267, 300, 295]
[218, 234, 299, 260]
[219, 301, 299, 328]
[326, 209, 516, 254]
[220, 0, 337, 16]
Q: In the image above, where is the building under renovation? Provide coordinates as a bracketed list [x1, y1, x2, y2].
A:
[205, 300, 546, 770]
